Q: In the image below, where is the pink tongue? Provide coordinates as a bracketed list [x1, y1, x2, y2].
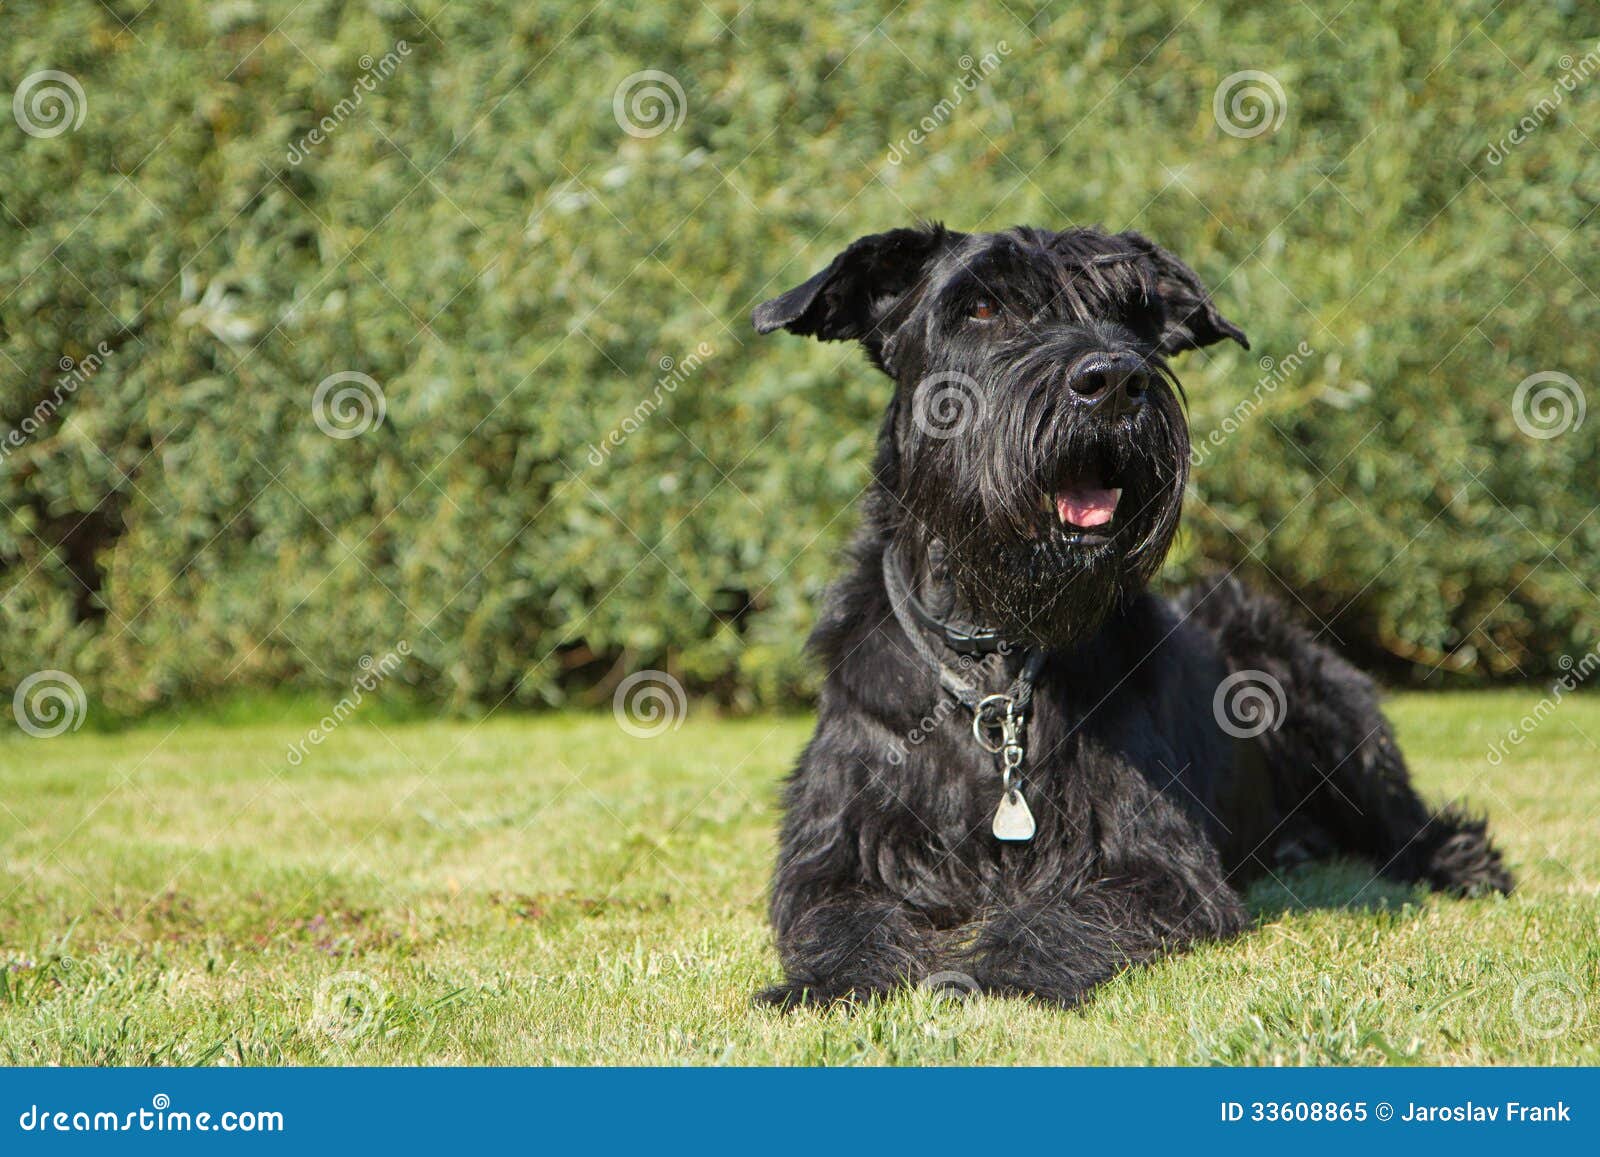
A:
[1056, 486, 1120, 528]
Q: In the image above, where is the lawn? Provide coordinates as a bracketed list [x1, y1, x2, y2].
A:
[0, 692, 1595, 1066]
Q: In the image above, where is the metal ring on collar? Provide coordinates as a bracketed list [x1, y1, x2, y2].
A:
[972, 693, 1015, 752]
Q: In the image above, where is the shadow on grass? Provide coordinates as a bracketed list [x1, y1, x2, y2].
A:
[1245, 858, 1423, 919]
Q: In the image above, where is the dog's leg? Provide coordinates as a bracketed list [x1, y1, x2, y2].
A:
[756, 888, 929, 1009]
[962, 789, 1252, 1008]
[962, 897, 1138, 1008]
[756, 731, 935, 1009]
[1181, 577, 1513, 896]
[964, 877, 1248, 1008]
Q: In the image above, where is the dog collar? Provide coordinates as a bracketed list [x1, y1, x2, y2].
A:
[883, 548, 1046, 841]
[885, 555, 1010, 656]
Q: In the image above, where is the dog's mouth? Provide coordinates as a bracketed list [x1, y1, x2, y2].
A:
[1036, 469, 1122, 546]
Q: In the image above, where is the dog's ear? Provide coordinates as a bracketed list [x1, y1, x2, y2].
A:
[752, 226, 947, 342]
[1119, 231, 1248, 354]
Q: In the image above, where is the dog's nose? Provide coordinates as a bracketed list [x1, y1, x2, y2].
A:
[1068, 355, 1148, 414]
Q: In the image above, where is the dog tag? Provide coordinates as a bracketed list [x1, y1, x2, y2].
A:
[992, 789, 1036, 841]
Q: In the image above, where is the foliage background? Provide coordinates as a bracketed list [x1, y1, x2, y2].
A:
[2, 0, 1597, 717]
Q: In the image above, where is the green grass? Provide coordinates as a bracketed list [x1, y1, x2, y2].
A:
[0, 692, 1595, 1066]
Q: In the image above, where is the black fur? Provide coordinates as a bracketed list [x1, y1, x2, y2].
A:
[752, 223, 1512, 1010]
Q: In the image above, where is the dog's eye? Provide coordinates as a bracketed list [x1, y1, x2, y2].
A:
[969, 299, 999, 321]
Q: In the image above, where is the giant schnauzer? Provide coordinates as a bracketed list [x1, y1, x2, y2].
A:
[751, 223, 1512, 1009]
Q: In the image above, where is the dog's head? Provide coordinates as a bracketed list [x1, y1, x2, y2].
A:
[754, 223, 1247, 648]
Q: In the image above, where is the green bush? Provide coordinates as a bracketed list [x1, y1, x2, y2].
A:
[2, 0, 1597, 716]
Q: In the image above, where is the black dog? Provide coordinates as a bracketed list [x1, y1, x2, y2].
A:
[751, 223, 1512, 1009]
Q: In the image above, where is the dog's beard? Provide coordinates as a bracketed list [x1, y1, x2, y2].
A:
[899, 385, 1188, 650]
[944, 535, 1125, 648]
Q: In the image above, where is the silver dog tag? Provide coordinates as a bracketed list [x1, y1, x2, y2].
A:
[992, 789, 1036, 841]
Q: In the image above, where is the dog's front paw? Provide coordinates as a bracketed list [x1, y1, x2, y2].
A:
[753, 982, 820, 1011]
[752, 979, 879, 1011]
[968, 972, 1092, 1010]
